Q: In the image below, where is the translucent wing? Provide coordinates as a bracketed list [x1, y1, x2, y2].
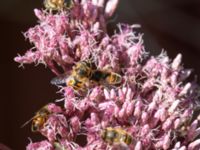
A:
[50, 74, 69, 86]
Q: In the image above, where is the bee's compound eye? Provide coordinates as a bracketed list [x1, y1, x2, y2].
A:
[126, 136, 132, 145]
[31, 125, 38, 132]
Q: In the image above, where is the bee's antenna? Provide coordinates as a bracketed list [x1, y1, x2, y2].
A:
[21, 116, 35, 128]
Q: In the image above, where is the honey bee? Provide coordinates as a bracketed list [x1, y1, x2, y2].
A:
[44, 0, 68, 10]
[51, 60, 122, 92]
[101, 127, 133, 145]
[72, 59, 122, 85]
[31, 106, 51, 132]
[51, 59, 95, 83]
[51, 60, 95, 91]
[21, 105, 51, 132]
[51, 74, 88, 93]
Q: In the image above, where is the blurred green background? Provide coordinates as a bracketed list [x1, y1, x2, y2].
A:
[0, 0, 200, 149]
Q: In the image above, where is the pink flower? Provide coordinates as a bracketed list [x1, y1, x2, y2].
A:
[15, 0, 200, 150]
[26, 140, 53, 150]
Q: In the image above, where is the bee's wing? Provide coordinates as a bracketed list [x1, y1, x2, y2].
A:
[50, 74, 69, 86]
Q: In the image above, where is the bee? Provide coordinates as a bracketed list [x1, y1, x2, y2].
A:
[71, 59, 122, 86]
[51, 59, 95, 83]
[101, 127, 133, 145]
[51, 59, 95, 91]
[31, 106, 51, 132]
[51, 74, 87, 93]
[44, 0, 69, 10]
[73, 60, 122, 85]
[51, 60, 122, 92]
[21, 105, 51, 132]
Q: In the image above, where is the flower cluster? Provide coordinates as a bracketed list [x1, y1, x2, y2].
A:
[15, 0, 200, 150]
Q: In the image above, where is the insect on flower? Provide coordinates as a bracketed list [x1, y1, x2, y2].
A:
[31, 105, 51, 132]
[72, 59, 96, 80]
[44, 0, 72, 11]
[51, 59, 122, 92]
[72, 59, 122, 85]
[51, 73, 88, 93]
[66, 75, 87, 92]
[51, 59, 96, 90]
[21, 105, 51, 132]
[101, 127, 133, 145]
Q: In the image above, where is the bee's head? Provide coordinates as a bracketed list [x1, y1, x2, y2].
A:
[31, 115, 46, 132]
[31, 122, 40, 132]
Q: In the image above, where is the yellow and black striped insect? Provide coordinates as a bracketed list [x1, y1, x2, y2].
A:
[32, 106, 51, 132]
[51, 59, 95, 91]
[51, 74, 87, 93]
[21, 105, 51, 132]
[50, 60, 94, 92]
[51, 60, 122, 91]
[44, 0, 73, 11]
[101, 127, 133, 145]
[72, 59, 122, 85]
